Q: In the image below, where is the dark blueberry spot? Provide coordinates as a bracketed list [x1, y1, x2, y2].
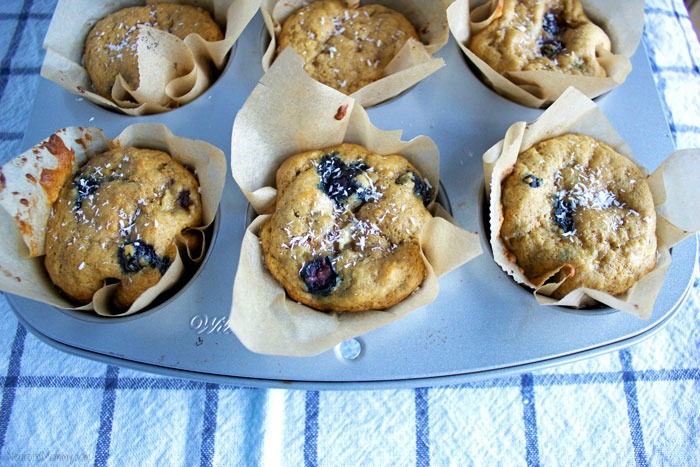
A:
[522, 174, 542, 188]
[300, 256, 338, 295]
[542, 12, 561, 36]
[540, 39, 564, 58]
[397, 171, 432, 206]
[317, 152, 368, 206]
[553, 197, 576, 234]
[118, 240, 171, 275]
[176, 189, 192, 209]
[72, 171, 101, 209]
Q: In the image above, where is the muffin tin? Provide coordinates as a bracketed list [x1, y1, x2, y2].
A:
[7, 12, 696, 389]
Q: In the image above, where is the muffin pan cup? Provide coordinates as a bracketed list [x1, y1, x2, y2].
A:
[6, 11, 697, 389]
[447, 0, 645, 108]
[260, 0, 450, 107]
[0, 124, 227, 316]
[484, 87, 700, 317]
[228, 50, 482, 356]
[41, 0, 259, 114]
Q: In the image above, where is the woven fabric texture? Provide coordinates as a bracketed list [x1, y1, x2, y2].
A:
[0, 0, 698, 465]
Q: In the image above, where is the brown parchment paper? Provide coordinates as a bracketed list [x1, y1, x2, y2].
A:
[447, 0, 644, 108]
[483, 87, 700, 318]
[261, 0, 449, 108]
[0, 123, 227, 316]
[41, 0, 260, 115]
[229, 49, 482, 356]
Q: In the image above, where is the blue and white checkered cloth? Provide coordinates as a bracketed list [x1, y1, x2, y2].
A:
[1, 0, 699, 465]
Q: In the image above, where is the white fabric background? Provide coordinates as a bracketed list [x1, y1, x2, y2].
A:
[0, 0, 698, 465]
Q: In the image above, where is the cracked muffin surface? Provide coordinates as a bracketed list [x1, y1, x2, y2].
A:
[44, 147, 202, 308]
[500, 134, 657, 298]
[84, 3, 223, 101]
[468, 0, 611, 77]
[276, 0, 419, 94]
[261, 143, 433, 312]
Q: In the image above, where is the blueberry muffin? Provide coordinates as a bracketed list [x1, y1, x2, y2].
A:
[499, 134, 657, 298]
[276, 0, 420, 94]
[44, 147, 202, 309]
[84, 3, 223, 101]
[260, 143, 433, 312]
[468, 0, 611, 77]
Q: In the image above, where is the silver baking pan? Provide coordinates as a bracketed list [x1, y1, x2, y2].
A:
[7, 12, 696, 389]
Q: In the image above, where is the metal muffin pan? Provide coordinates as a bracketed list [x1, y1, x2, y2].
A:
[8, 12, 696, 389]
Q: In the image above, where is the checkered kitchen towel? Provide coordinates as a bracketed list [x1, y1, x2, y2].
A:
[0, 0, 699, 465]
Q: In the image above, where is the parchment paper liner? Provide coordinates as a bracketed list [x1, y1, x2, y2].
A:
[229, 50, 482, 356]
[447, 0, 644, 108]
[261, 0, 449, 108]
[0, 123, 227, 317]
[41, 0, 260, 115]
[483, 87, 700, 318]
